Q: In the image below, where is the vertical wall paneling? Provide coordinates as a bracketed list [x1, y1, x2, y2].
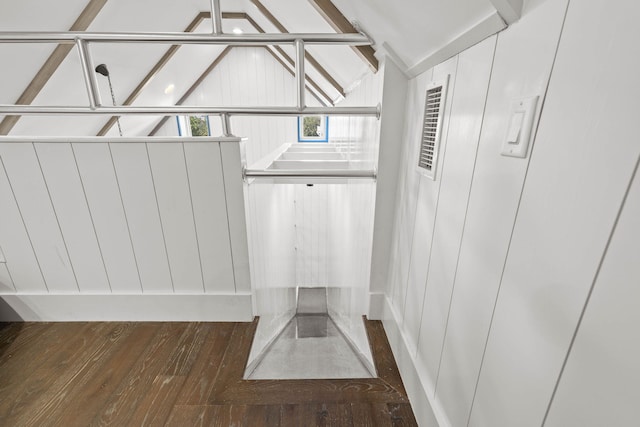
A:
[72, 143, 142, 293]
[435, 1, 569, 425]
[0, 263, 14, 293]
[401, 56, 458, 358]
[469, 0, 639, 424]
[0, 143, 77, 293]
[369, 59, 409, 296]
[159, 47, 300, 166]
[109, 143, 173, 293]
[388, 69, 434, 323]
[219, 142, 251, 293]
[183, 142, 235, 293]
[544, 157, 640, 426]
[147, 143, 204, 293]
[0, 154, 47, 293]
[34, 143, 111, 293]
[414, 35, 495, 392]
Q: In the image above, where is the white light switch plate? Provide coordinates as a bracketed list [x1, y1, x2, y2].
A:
[501, 96, 538, 158]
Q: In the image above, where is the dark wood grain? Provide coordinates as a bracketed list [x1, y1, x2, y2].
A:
[0, 322, 111, 421]
[33, 323, 157, 427]
[250, 0, 346, 97]
[281, 404, 301, 427]
[89, 323, 187, 425]
[388, 403, 420, 426]
[0, 318, 418, 426]
[176, 322, 235, 405]
[164, 405, 214, 427]
[307, 0, 379, 72]
[365, 317, 407, 395]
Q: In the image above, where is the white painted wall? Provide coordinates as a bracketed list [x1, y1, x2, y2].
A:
[379, 0, 640, 425]
[155, 46, 324, 166]
[0, 138, 252, 321]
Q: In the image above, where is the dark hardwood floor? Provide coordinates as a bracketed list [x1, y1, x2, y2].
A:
[0, 318, 417, 426]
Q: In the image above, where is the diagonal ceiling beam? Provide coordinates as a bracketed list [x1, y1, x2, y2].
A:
[0, 0, 108, 135]
[148, 46, 232, 136]
[147, 42, 330, 137]
[250, 0, 345, 97]
[105, 11, 335, 136]
[96, 11, 209, 136]
[307, 0, 378, 72]
[239, 14, 334, 106]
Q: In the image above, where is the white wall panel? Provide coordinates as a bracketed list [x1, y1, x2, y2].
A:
[436, 1, 568, 425]
[220, 142, 251, 293]
[183, 142, 235, 293]
[469, 0, 640, 424]
[388, 69, 433, 321]
[72, 143, 142, 293]
[0, 144, 77, 293]
[147, 143, 204, 293]
[369, 60, 409, 297]
[34, 143, 111, 294]
[0, 264, 13, 293]
[415, 35, 495, 395]
[0, 158, 46, 293]
[164, 47, 300, 166]
[402, 56, 458, 357]
[545, 159, 640, 426]
[110, 143, 173, 293]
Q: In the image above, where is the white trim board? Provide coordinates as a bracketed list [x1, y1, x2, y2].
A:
[489, 0, 523, 25]
[0, 293, 253, 321]
[381, 295, 452, 427]
[407, 12, 506, 78]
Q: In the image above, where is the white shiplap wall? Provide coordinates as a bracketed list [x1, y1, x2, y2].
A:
[0, 138, 252, 321]
[156, 46, 324, 166]
[380, 0, 640, 426]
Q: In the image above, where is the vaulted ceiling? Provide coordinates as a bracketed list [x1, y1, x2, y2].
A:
[0, 0, 517, 136]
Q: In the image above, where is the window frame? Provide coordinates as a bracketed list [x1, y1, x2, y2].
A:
[297, 115, 329, 143]
[177, 115, 212, 137]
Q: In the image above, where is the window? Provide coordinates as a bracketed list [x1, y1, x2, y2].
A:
[297, 115, 328, 142]
[177, 115, 211, 136]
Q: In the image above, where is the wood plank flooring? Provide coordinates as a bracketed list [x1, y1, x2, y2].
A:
[0, 318, 417, 426]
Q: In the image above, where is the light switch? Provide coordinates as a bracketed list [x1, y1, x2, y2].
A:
[507, 112, 524, 144]
[501, 96, 538, 158]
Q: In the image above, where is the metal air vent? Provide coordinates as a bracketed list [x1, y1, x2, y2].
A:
[418, 77, 449, 179]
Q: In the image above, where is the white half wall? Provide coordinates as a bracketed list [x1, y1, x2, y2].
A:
[0, 138, 252, 322]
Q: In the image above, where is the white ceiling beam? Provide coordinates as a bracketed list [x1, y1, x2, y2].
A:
[489, 0, 523, 25]
[407, 12, 506, 78]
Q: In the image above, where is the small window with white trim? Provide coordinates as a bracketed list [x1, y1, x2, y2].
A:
[298, 115, 328, 142]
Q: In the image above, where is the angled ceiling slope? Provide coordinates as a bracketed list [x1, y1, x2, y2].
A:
[329, 0, 522, 77]
[1, 0, 372, 137]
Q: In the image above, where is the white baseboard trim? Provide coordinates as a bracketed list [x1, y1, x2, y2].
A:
[381, 295, 452, 427]
[368, 291, 386, 320]
[0, 293, 254, 322]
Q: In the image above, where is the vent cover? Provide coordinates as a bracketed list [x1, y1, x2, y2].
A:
[418, 77, 449, 179]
